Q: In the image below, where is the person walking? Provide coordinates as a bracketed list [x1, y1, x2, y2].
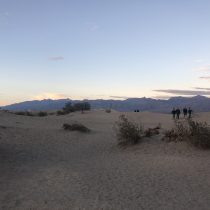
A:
[171, 107, 176, 119]
[176, 108, 181, 119]
[188, 107, 193, 118]
[183, 107, 188, 118]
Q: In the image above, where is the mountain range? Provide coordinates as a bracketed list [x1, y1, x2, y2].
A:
[1, 95, 210, 113]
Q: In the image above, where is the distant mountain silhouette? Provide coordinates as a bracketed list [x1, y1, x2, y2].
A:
[2, 95, 210, 113]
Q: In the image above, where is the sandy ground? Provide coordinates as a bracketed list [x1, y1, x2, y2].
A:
[0, 110, 210, 210]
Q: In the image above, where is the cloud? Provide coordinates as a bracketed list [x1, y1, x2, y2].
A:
[194, 64, 210, 71]
[194, 87, 210, 90]
[49, 56, 64, 61]
[151, 95, 173, 100]
[109, 95, 131, 99]
[153, 89, 210, 95]
[199, 76, 210, 80]
[33, 92, 69, 100]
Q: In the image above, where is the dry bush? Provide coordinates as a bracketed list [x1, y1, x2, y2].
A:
[105, 109, 111, 113]
[63, 123, 90, 133]
[162, 120, 190, 142]
[115, 115, 144, 146]
[144, 127, 160, 137]
[163, 119, 210, 149]
[57, 110, 66, 115]
[38, 111, 48, 117]
[15, 111, 35, 116]
[188, 120, 210, 149]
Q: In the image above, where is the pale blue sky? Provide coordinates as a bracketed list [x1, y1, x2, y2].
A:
[1, 0, 210, 105]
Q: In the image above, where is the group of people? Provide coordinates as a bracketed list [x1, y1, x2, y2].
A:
[171, 107, 193, 119]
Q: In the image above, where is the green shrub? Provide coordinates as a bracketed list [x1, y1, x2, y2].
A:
[63, 123, 90, 133]
[115, 115, 144, 146]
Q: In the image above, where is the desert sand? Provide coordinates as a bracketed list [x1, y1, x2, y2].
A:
[0, 110, 210, 210]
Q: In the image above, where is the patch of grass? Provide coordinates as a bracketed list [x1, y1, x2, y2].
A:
[63, 123, 91, 133]
[115, 115, 144, 146]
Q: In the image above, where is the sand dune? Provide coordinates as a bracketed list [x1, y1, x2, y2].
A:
[0, 110, 210, 209]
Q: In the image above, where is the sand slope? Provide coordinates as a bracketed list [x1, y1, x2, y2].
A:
[0, 110, 210, 210]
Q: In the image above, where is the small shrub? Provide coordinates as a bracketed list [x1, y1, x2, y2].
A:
[105, 109, 111, 113]
[162, 119, 210, 149]
[63, 102, 75, 113]
[15, 111, 26, 116]
[38, 111, 48, 117]
[162, 120, 189, 142]
[57, 110, 67, 115]
[144, 127, 160, 137]
[15, 111, 35, 116]
[188, 120, 210, 149]
[63, 123, 90, 133]
[115, 115, 144, 146]
[73, 102, 91, 111]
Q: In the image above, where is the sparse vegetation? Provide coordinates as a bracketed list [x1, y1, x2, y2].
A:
[57, 110, 66, 115]
[188, 120, 210, 149]
[105, 109, 111, 113]
[15, 111, 35, 116]
[162, 120, 189, 142]
[59, 102, 91, 115]
[63, 123, 90, 133]
[115, 115, 144, 146]
[14, 111, 48, 117]
[162, 119, 210, 149]
[38, 111, 48, 117]
[144, 127, 160, 137]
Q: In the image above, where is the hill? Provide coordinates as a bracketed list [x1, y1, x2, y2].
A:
[2, 95, 210, 113]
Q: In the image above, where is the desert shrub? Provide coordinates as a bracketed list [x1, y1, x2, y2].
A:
[73, 102, 91, 111]
[63, 102, 75, 113]
[188, 120, 210, 149]
[15, 111, 26, 116]
[115, 115, 144, 146]
[144, 127, 160, 137]
[63, 123, 90, 133]
[57, 110, 66, 115]
[61, 102, 91, 114]
[105, 109, 111, 113]
[162, 120, 190, 142]
[162, 119, 210, 149]
[15, 111, 35, 116]
[38, 111, 48, 117]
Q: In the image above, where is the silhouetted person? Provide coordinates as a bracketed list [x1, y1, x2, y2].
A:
[188, 107, 193, 118]
[171, 108, 176, 119]
[176, 108, 181, 119]
[183, 107, 188, 118]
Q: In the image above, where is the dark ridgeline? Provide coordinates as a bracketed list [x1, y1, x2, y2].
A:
[2, 95, 210, 113]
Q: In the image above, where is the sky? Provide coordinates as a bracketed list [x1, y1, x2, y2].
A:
[1, 0, 210, 106]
